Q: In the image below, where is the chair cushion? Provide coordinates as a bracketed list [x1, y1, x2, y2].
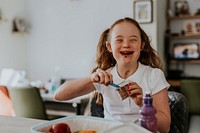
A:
[90, 93, 104, 118]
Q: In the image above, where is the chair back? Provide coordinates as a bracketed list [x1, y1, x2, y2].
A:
[168, 91, 189, 133]
[0, 85, 14, 116]
[8, 86, 48, 120]
[180, 79, 200, 115]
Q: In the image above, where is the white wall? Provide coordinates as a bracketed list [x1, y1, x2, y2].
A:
[26, 0, 163, 82]
[0, 0, 166, 83]
[0, 0, 27, 71]
[26, 0, 133, 81]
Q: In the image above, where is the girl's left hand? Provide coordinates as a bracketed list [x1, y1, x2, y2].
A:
[126, 82, 143, 107]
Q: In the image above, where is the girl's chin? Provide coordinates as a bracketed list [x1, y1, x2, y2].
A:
[120, 58, 138, 65]
[120, 60, 133, 65]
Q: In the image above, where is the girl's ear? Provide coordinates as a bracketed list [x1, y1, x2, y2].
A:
[106, 41, 112, 52]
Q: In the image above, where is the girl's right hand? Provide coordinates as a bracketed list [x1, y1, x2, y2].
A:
[90, 69, 113, 86]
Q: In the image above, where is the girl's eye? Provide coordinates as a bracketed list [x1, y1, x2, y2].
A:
[116, 39, 123, 43]
[130, 39, 137, 43]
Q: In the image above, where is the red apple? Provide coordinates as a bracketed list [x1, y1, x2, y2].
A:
[51, 122, 71, 133]
[46, 127, 54, 133]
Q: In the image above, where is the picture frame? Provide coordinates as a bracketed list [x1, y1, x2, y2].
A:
[173, 43, 200, 60]
[175, 1, 190, 16]
[12, 17, 27, 32]
[133, 0, 153, 24]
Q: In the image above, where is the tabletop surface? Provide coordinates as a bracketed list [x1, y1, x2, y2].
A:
[0, 115, 46, 133]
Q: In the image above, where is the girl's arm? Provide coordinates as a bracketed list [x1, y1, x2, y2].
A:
[54, 70, 112, 101]
[54, 76, 95, 101]
[153, 89, 171, 133]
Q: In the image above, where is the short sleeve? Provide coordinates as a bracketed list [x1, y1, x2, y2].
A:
[149, 68, 170, 95]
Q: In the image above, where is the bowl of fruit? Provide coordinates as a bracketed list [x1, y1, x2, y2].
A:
[31, 115, 150, 133]
[31, 116, 120, 133]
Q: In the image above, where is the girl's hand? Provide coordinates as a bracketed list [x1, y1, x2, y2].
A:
[126, 82, 143, 107]
[90, 69, 113, 86]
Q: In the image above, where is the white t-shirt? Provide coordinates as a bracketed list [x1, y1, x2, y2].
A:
[93, 63, 170, 123]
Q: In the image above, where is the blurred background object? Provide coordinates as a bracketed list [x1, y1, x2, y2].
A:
[0, 68, 30, 87]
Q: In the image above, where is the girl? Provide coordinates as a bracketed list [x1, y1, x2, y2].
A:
[54, 17, 171, 133]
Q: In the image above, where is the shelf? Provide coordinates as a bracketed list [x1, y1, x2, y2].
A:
[170, 34, 200, 39]
[167, 79, 181, 88]
[167, 77, 200, 88]
[170, 59, 200, 64]
[168, 15, 200, 20]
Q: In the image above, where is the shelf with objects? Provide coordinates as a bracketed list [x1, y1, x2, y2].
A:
[165, 0, 200, 86]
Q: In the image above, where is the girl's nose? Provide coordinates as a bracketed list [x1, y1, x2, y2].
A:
[122, 40, 129, 47]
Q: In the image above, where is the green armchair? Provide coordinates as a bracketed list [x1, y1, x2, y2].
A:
[8, 86, 48, 120]
[180, 79, 200, 115]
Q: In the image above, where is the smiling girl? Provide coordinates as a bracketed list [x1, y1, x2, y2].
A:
[54, 17, 171, 133]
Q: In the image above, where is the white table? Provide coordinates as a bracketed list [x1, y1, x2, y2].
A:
[0, 115, 46, 133]
[41, 92, 90, 115]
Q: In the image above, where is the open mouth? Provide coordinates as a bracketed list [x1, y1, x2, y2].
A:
[120, 51, 134, 56]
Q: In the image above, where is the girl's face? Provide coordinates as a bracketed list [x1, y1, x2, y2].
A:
[106, 21, 144, 66]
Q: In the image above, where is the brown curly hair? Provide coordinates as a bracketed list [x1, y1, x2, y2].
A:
[92, 17, 163, 73]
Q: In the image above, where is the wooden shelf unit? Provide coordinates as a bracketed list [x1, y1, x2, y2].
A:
[168, 15, 200, 20]
[170, 59, 200, 64]
[165, 0, 200, 79]
[170, 34, 200, 39]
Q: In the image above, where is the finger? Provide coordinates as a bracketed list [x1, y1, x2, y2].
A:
[136, 95, 143, 100]
[134, 95, 143, 107]
[97, 69, 112, 84]
[129, 89, 142, 96]
[104, 71, 113, 84]
[96, 69, 104, 83]
[94, 74, 100, 82]
[108, 73, 113, 83]
[126, 84, 142, 96]
[126, 83, 138, 91]
[98, 72, 105, 84]
[98, 71, 110, 84]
